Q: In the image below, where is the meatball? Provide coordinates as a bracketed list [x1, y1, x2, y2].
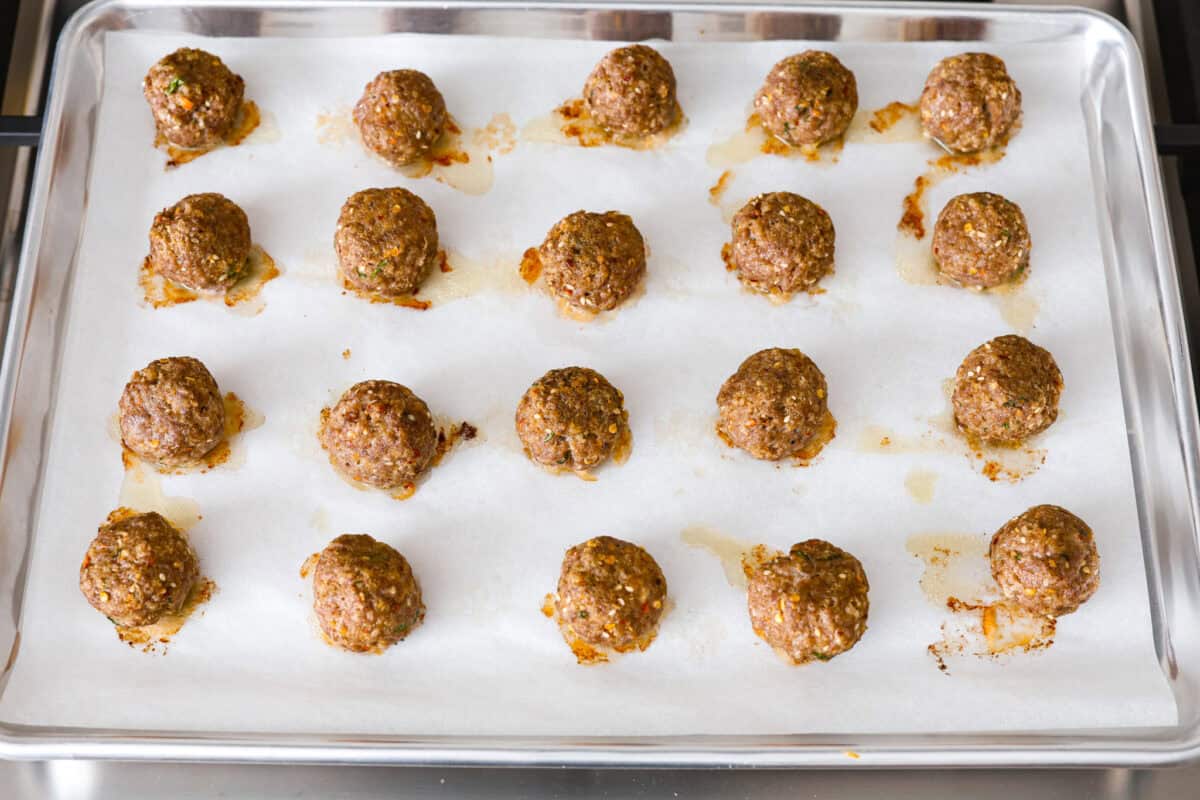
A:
[753, 50, 858, 147]
[310, 533, 424, 652]
[335, 187, 439, 297]
[554, 535, 667, 652]
[932, 192, 1030, 289]
[119, 356, 225, 469]
[717, 348, 832, 461]
[919, 52, 1021, 154]
[148, 193, 252, 293]
[952, 335, 1063, 445]
[318, 380, 438, 490]
[990, 505, 1100, 617]
[515, 367, 628, 471]
[353, 69, 448, 167]
[79, 511, 200, 627]
[747, 539, 870, 664]
[538, 211, 646, 313]
[583, 44, 678, 137]
[143, 47, 245, 149]
[729, 192, 835, 296]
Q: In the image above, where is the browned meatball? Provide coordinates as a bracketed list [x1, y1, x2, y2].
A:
[318, 380, 438, 490]
[932, 192, 1030, 289]
[729, 192, 835, 296]
[952, 335, 1063, 445]
[353, 69, 447, 167]
[309, 533, 424, 653]
[919, 53, 1021, 154]
[717, 348, 832, 461]
[79, 511, 200, 627]
[143, 48, 245, 149]
[119, 356, 225, 469]
[753, 51, 858, 147]
[747, 539, 869, 664]
[554, 535, 667, 653]
[990, 505, 1099, 617]
[539, 211, 646, 313]
[148, 193, 252, 293]
[583, 44, 678, 137]
[515, 367, 628, 471]
[335, 187, 439, 297]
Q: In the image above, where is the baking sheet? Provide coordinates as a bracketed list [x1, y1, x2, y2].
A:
[0, 31, 1176, 735]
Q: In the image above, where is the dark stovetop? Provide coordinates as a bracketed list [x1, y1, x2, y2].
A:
[1154, 0, 1200, 262]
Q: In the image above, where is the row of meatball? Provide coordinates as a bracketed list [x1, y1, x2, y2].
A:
[113, 330, 1063, 493]
[81, 502, 1099, 662]
[145, 43, 1020, 165]
[142, 41, 1027, 304]
[148, 182, 1030, 314]
[87, 335, 1070, 652]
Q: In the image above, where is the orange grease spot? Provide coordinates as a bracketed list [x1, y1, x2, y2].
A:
[519, 247, 543, 285]
[869, 101, 918, 133]
[708, 170, 734, 205]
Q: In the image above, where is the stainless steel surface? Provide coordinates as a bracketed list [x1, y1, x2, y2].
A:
[0, 760, 1151, 798]
[2, 0, 1197, 776]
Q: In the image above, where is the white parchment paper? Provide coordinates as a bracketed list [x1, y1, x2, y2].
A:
[0, 31, 1177, 735]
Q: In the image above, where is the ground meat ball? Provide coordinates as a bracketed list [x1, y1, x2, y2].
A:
[717, 348, 831, 461]
[555, 536, 667, 652]
[919, 52, 1021, 154]
[747, 539, 870, 664]
[515, 367, 627, 471]
[318, 380, 438, 490]
[583, 44, 678, 137]
[952, 335, 1063, 444]
[353, 69, 447, 167]
[932, 192, 1030, 289]
[539, 211, 646, 313]
[753, 50, 858, 147]
[79, 511, 199, 627]
[119, 356, 225, 468]
[990, 505, 1100, 617]
[311, 533, 424, 653]
[148, 193, 252, 293]
[730, 192, 835, 295]
[143, 48, 245, 149]
[335, 188, 439, 297]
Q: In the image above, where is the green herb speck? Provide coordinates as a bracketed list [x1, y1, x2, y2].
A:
[225, 257, 248, 282]
[166, 77, 184, 94]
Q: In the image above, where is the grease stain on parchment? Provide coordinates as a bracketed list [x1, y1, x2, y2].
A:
[907, 532, 1056, 675]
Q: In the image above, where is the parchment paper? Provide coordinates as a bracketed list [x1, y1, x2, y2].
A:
[0, 31, 1177, 735]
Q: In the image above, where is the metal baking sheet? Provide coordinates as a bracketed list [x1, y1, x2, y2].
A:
[0, 1, 1198, 768]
